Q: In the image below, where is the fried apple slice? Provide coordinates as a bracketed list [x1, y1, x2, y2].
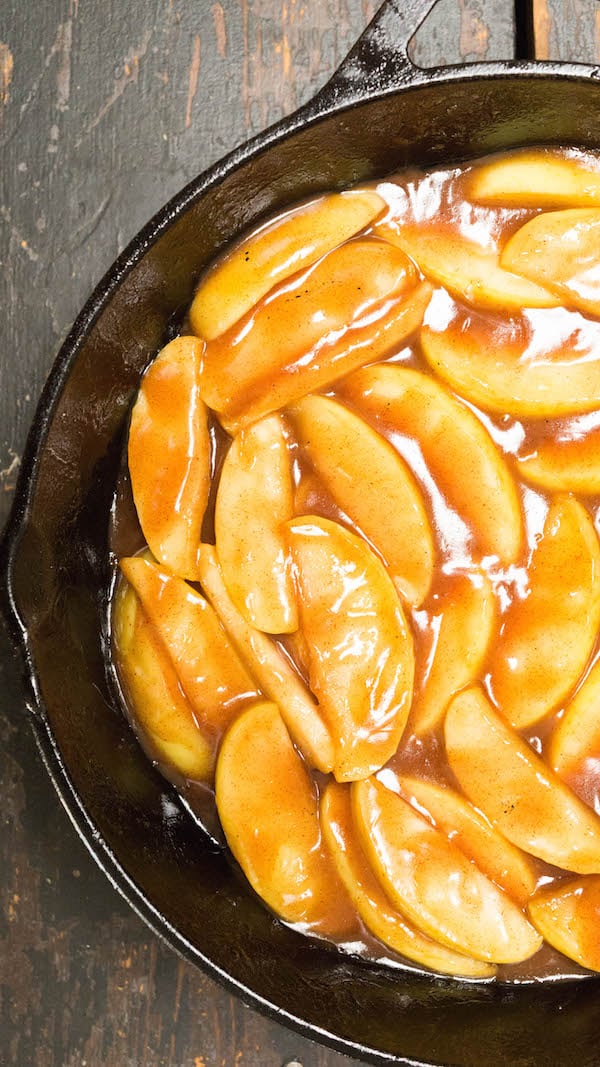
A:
[200, 237, 431, 433]
[517, 425, 600, 495]
[527, 875, 600, 971]
[113, 579, 214, 781]
[215, 414, 297, 633]
[320, 781, 496, 977]
[549, 659, 600, 779]
[377, 222, 558, 310]
[489, 495, 600, 729]
[396, 775, 537, 905]
[216, 701, 356, 935]
[128, 336, 209, 579]
[501, 209, 600, 318]
[189, 189, 386, 339]
[341, 365, 523, 564]
[352, 778, 541, 963]
[411, 572, 497, 735]
[421, 300, 600, 418]
[445, 687, 600, 874]
[289, 394, 434, 607]
[468, 149, 600, 208]
[195, 545, 334, 773]
[119, 555, 260, 734]
[285, 517, 414, 782]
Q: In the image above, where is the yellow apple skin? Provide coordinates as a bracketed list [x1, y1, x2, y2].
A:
[352, 778, 542, 964]
[527, 875, 600, 972]
[189, 188, 386, 340]
[421, 305, 600, 418]
[445, 687, 600, 874]
[289, 394, 434, 608]
[501, 209, 600, 319]
[320, 781, 496, 978]
[341, 365, 523, 565]
[128, 336, 210, 579]
[199, 236, 431, 433]
[549, 659, 600, 779]
[467, 149, 600, 208]
[119, 555, 260, 734]
[285, 516, 414, 783]
[395, 775, 537, 906]
[216, 701, 356, 936]
[195, 544, 335, 773]
[377, 222, 558, 310]
[411, 572, 497, 736]
[215, 414, 297, 634]
[489, 495, 600, 729]
[113, 579, 214, 782]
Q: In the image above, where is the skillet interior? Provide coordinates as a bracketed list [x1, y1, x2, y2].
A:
[5, 71, 600, 1066]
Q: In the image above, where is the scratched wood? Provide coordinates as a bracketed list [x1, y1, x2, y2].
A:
[0, 2, 596, 1066]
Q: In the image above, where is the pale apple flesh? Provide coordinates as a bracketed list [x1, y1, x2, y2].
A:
[527, 875, 600, 971]
[549, 658, 600, 779]
[517, 425, 600, 495]
[467, 149, 600, 208]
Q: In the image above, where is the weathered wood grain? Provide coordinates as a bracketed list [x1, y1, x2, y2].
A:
[1, 2, 595, 1065]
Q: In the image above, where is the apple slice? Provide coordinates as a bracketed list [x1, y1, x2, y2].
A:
[445, 686, 600, 874]
[128, 335, 210, 579]
[527, 875, 600, 971]
[411, 572, 497, 735]
[421, 302, 600, 418]
[501, 209, 600, 318]
[377, 222, 558, 310]
[189, 188, 386, 340]
[517, 425, 600, 495]
[548, 659, 600, 779]
[113, 579, 214, 782]
[352, 778, 541, 963]
[341, 365, 523, 564]
[216, 701, 356, 935]
[489, 495, 600, 729]
[289, 394, 434, 607]
[285, 517, 414, 782]
[195, 544, 334, 773]
[119, 555, 260, 734]
[320, 781, 496, 977]
[468, 149, 600, 208]
[215, 414, 297, 634]
[200, 236, 431, 433]
[396, 775, 537, 905]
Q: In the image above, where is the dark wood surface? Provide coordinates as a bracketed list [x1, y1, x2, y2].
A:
[1, 2, 598, 1065]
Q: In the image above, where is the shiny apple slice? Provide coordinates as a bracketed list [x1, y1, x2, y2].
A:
[445, 686, 600, 874]
[517, 425, 600, 495]
[119, 555, 260, 734]
[113, 579, 214, 781]
[200, 237, 431, 433]
[549, 659, 600, 779]
[195, 544, 334, 773]
[189, 189, 386, 340]
[396, 775, 537, 905]
[128, 335, 210, 579]
[352, 778, 541, 963]
[411, 572, 497, 735]
[501, 209, 600, 318]
[468, 149, 600, 208]
[489, 495, 600, 729]
[527, 875, 600, 971]
[421, 299, 600, 418]
[215, 414, 297, 633]
[289, 394, 434, 607]
[341, 365, 523, 564]
[285, 517, 414, 782]
[216, 701, 356, 935]
[377, 222, 558, 310]
[320, 781, 496, 977]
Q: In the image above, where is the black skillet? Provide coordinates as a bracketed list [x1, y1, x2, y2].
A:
[3, 1, 600, 1063]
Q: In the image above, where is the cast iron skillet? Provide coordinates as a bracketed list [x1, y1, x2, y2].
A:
[3, 1, 600, 1063]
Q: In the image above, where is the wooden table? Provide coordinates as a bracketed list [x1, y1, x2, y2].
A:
[1, 2, 598, 1064]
